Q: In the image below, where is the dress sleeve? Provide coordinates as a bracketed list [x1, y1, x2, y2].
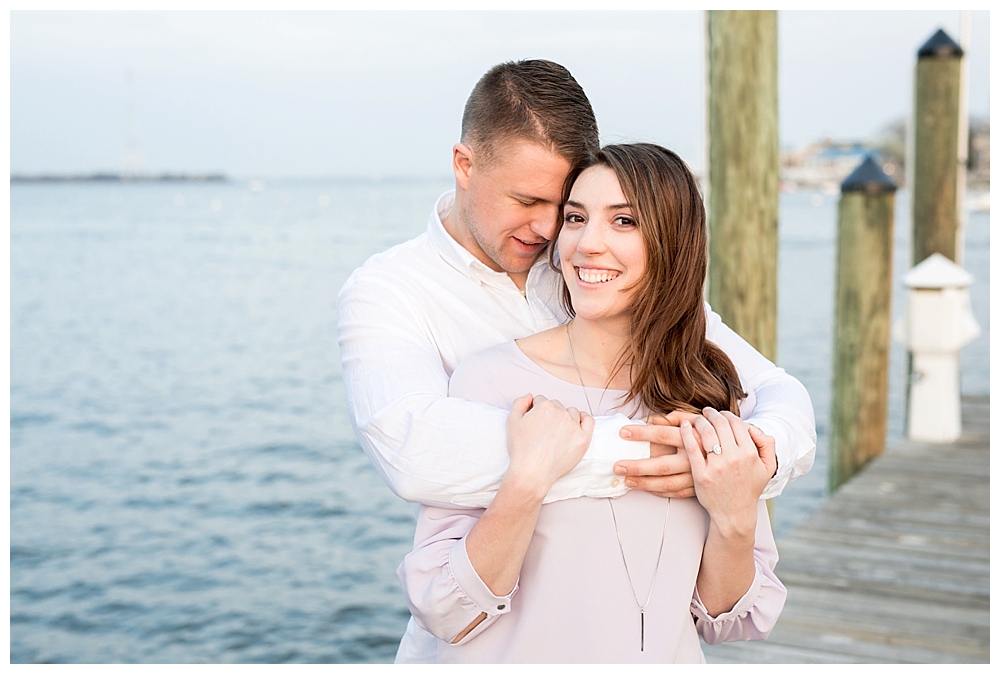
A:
[396, 505, 515, 645]
[337, 270, 648, 509]
[689, 499, 787, 643]
[704, 302, 817, 498]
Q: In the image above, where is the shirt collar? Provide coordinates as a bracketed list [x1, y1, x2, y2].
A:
[427, 190, 551, 286]
[427, 190, 484, 278]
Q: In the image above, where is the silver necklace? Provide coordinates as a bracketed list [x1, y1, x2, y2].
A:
[565, 322, 670, 652]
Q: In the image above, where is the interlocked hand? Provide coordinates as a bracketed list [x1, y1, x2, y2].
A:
[680, 407, 776, 536]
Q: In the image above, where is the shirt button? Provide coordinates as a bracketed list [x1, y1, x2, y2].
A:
[611, 477, 621, 488]
[497, 604, 506, 610]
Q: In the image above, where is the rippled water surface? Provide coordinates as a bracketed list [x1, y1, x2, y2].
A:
[9, 181, 989, 662]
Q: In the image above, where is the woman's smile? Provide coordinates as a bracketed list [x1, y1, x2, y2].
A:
[575, 266, 622, 285]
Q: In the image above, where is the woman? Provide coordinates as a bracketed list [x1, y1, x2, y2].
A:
[395, 144, 786, 663]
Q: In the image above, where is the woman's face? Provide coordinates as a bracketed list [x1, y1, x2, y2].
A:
[558, 165, 647, 324]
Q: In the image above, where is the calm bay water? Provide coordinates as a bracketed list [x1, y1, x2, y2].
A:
[9, 180, 989, 663]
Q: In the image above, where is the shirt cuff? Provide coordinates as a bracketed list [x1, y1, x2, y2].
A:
[544, 413, 649, 503]
[449, 536, 516, 617]
[690, 566, 763, 624]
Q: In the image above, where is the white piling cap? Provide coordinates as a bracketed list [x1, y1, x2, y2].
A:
[904, 253, 974, 289]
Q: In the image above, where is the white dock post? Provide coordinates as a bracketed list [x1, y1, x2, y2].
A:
[893, 253, 980, 442]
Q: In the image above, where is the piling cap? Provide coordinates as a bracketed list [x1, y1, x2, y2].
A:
[841, 155, 897, 194]
[918, 29, 964, 58]
[904, 253, 973, 289]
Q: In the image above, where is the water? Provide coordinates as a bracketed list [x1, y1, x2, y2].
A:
[9, 180, 989, 663]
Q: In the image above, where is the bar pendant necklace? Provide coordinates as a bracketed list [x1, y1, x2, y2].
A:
[609, 498, 670, 651]
[566, 322, 671, 652]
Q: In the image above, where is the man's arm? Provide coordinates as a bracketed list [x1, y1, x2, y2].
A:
[704, 305, 816, 497]
[337, 270, 647, 509]
[615, 303, 816, 499]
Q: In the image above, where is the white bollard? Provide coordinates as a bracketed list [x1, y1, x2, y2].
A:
[893, 253, 980, 442]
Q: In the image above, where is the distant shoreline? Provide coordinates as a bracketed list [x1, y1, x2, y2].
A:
[11, 173, 226, 183]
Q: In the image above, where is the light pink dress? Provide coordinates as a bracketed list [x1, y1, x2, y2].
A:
[395, 340, 786, 663]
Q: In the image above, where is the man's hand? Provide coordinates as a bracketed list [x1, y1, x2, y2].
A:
[747, 423, 779, 479]
[613, 412, 699, 499]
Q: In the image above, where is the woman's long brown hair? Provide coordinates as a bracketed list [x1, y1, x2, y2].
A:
[551, 143, 746, 415]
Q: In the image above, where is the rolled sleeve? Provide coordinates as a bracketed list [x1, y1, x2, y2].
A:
[445, 538, 516, 641]
[543, 413, 648, 503]
[397, 507, 516, 645]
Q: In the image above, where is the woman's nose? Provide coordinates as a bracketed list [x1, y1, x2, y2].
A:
[576, 222, 605, 254]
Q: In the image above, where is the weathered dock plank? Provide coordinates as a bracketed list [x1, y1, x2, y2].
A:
[703, 395, 989, 663]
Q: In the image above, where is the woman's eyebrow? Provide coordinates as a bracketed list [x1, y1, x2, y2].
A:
[564, 200, 633, 210]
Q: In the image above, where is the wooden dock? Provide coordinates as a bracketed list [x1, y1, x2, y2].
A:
[704, 395, 990, 664]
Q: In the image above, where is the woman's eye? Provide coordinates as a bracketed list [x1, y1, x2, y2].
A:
[563, 213, 585, 225]
[614, 216, 637, 227]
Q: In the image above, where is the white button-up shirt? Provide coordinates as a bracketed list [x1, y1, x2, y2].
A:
[337, 191, 816, 509]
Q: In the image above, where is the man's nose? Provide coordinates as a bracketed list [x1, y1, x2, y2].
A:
[529, 205, 561, 241]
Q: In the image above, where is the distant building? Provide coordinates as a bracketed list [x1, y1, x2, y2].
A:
[968, 119, 989, 189]
[781, 140, 896, 193]
[781, 120, 986, 198]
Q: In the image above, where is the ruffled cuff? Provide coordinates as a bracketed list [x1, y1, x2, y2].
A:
[690, 565, 762, 624]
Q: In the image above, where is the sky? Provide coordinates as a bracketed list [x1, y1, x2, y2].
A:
[9, 10, 991, 178]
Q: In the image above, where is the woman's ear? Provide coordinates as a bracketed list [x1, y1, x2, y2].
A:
[452, 143, 474, 190]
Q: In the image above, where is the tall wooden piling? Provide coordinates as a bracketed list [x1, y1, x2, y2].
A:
[829, 157, 898, 492]
[706, 10, 779, 363]
[912, 28, 964, 265]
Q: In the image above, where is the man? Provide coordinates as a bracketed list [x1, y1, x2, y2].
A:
[338, 59, 814, 512]
[338, 58, 815, 661]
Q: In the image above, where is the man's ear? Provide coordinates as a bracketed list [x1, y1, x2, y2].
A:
[453, 142, 474, 190]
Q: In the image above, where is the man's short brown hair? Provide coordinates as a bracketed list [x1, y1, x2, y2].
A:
[461, 59, 599, 169]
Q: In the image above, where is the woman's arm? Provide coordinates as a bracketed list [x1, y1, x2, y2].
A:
[466, 394, 593, 595]
[397, 505, 508, 645]
[397, 394, 593, 645]
[681, 409, 779, 616]
[691, 498, 786, 643]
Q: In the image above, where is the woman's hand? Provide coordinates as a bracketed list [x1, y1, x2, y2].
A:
[504, 393, 594, 500]
[680, 408, 776, 537]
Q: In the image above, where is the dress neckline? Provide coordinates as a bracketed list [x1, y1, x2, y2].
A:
[509, 338, 630, 396]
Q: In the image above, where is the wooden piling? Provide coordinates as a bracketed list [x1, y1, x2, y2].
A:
[829, 157, 898, 492]
[706, 10, 779, 363]
[912, 28, 964, 265]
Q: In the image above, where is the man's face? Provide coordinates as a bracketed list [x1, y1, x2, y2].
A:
[456, 138, 572, 277]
